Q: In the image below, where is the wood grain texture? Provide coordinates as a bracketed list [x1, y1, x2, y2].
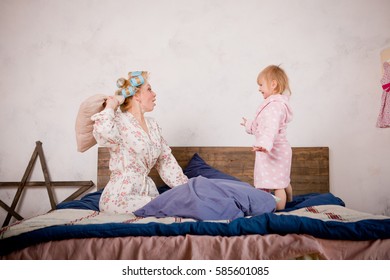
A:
[97, 146, 329, 195]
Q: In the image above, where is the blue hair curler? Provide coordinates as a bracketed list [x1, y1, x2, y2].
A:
[130, 71, 143, 77]
[129, 71, 145, 87]
[121, 86, 136, 98]
[130, 75, 145, 87]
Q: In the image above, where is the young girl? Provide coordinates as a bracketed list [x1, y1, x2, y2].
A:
[241, 65, 293, 210]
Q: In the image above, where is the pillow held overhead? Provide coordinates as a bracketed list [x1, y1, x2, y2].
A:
[75, 94, 124, 152]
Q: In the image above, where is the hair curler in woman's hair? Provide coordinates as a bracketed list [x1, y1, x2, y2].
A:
[116, 77, 136, 99]
[114, 71, 148, 111]
[116, 77, 126, 88]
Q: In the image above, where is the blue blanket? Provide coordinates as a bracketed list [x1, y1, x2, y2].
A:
[134, 176, 276, 220]
[1, 189, 390, 257]
[1, 201, 390, 256]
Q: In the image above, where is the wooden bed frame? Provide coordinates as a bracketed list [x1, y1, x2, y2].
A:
[98, 146, 329, 195]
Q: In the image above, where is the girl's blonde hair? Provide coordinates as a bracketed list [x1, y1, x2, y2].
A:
[257, 65, 291, 95]
[115, 71, 149, 112]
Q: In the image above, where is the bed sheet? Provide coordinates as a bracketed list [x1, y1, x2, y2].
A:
[4, 234, 390, 260]
[1, 192, 389, 257]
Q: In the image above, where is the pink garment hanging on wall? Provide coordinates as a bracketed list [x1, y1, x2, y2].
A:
[376, 62, 390, 128]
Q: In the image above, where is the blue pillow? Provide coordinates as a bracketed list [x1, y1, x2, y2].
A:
[183, 153, 241, 181]
[283, 193, 345, 212]
[56, 189, 102, 210]
[157, 153, 241, 193]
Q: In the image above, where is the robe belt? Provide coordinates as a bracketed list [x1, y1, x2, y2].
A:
[383, 82, 390, 93]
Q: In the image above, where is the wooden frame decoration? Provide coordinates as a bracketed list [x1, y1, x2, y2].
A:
[0, 141, 95, 227]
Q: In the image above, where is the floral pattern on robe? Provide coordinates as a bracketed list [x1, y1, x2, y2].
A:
[91, 108, 188, 213]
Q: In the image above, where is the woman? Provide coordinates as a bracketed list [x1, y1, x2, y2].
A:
[92, 71, 188, 213]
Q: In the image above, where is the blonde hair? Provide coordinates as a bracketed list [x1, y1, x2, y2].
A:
[257, 65, 291, 95]
[115, 71, 149, 112]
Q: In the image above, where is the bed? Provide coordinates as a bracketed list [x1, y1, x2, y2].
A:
[1, 146, 389, 260]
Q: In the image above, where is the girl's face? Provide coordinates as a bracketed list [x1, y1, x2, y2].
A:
[258, 76, 275, 99]
[137, 82, 156, 112]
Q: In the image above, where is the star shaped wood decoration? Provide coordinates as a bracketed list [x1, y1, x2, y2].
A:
[0, 141, 95, 227]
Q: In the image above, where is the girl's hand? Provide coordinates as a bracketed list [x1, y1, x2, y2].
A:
[252, 146, 267, 153]
[105, 96, 120, 110]
[240, 117, 247, 126]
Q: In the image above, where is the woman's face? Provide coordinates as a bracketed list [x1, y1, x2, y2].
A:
[138, 82, 156, 112]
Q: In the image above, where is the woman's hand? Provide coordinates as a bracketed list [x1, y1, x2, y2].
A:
[105, 96, 120, 110]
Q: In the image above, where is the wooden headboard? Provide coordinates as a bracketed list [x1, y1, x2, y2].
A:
[97, 147, 329, 195]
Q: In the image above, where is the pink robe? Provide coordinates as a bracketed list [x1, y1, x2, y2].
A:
[376, 62, 390, 128]
[245, 94, 293, 190]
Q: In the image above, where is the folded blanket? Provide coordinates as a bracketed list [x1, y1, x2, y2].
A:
[133, 176, 276, 220]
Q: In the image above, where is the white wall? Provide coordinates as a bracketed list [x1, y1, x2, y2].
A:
[1, 0, 389, 225]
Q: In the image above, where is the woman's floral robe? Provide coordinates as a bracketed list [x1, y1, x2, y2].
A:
[91, 108, 188, 213]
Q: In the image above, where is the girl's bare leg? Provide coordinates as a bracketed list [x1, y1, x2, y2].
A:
[286, 184, 293, 202]
[274, 189, 287, 210]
